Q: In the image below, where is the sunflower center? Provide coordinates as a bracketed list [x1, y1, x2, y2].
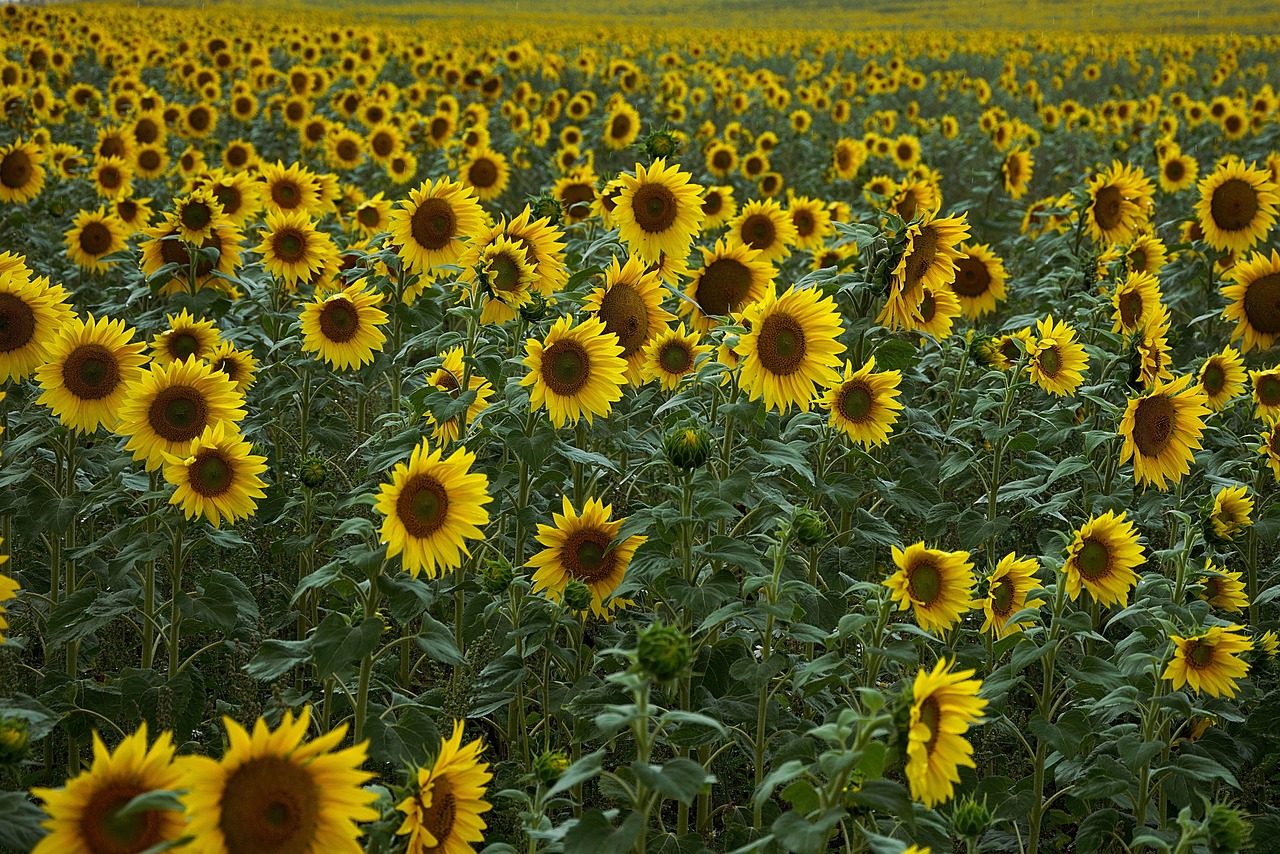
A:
[183, 202, 213, 231]
[903, 225, 939, 290]
[1006, 155, 1022, 183]
[78, 221, 113, 256]
[1258, 373, 1280, 406]
[1131, 394, 1175, 458]
[918, 694, 942, 754]
[489, 254, 522, 292]
[79, 781, 164, 854]
[1164, 159, 1185, 182]
[697, 258, 752, 317]
[147, 385, 208, 443]
[541, 339, 591, 395]
[1092, 185, 1123, 230]
[138, 149, 161, 172]
[907, 559, 941, 604]
[999, 337, 1022, 363]
[1201, 362, 1225, 395]
[755, 313, 807, 376]
[741, 213, 776, 251]
[372, 132, 394, 156]
[169, 331, 200, 361]
[1128, 249, 1148, 272]
[952, 257, 990, 297]
[610, 114, 631, 139]
[1210, 178, 1258, 231]
[396, 473, 450, 538]
[564, 528, 617, 584]
[1037, 344, 1062, 377]
[1186, 639, 1214, 669]
[1120, 292, 1144, 328]
[560, 183, 593, 214]
[918, 291, 937, 323]
[214, 357, 239, 382]
[410, 197, 457, 251]
[702, 192, 723, 216]
[213, 186, 241, 216]
[220, 756, 320, 854]
[190, 449, 233, 497]
[0, 149, 32, 188]
[631, 182, 679, 234]
[837, 381, 873, 423]
[272, 180, 300, 208]
[62, 343, 121, 400]
[422, 776, 458, 842]
[0, 292, 36, 353]
[1076, 537, 1112, 580]
[712, 150, 732, 170]
[896, 191, 919, 222]
[273, 230, 306, 263]
[793, 211, 814, 236]
[318, 298, 360, 343]
[337, 139, 359, 162]
[357, 206, 380, 227]
[99, 167, 121, 189]
[990, 577, 1015, 615]
[659, 341, 693, 373]
[468, 157, 498, 189]
[1242, 272, 1280, 335]
[596, 283, 648, 356]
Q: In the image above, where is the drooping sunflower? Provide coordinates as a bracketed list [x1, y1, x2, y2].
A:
[1119, 374, 1211, 490]
[1061, 510, 1146, 607]
[1084, 161, 1154, 246]
[905, 658, 988, 809]
[520, 314, 628, 428]
[64, 207, 128, 273]
[1162, 625, 1252, 699]
[736, 285, 846, 413]
[164, 421, 268, 528]
[31, 724, 186, 854]
[1194, 158, 1279, 254]
[878, 212, 970, 331]
[613, 158, 704, 264]
[1027, 315, 1089, 397]
[1251, 367, 1280, 423]
[0, 272, 64, 382]
[581, 254, 675, 384]
[0, 139, 45, 204]
[1221, 248, 1280, 354]
[150, 309, 222, 366]
[208, 341, 258, 394]
[36, 313, 148, 434]
[1209, 485, 1254, 542]
[116, 357, 247, 471]
[1111, 271, 1164, 334]
[1002, 146, 1034, 199]
[459, 146, 510, 203]
[640, 323, 710, 390]
[299, 282, 389, 371]
[820, 356, 904, 448]
[950, 243, 1008, 319]
[529, 495, 648, 618]
[375, 440, 492, 579]
[883, 542, 976, 634]
[474, 235, 539, 324]
[424, 346, 494, 445]
[1196, 561, 1249, 614]
[396, 721, 493, 854]
[683, 237, 773, 332]
[180, 707, 379, 854]
[255, 210, 332, 290]
[727, 198, 797, 264]
[389, 178, 485, 276]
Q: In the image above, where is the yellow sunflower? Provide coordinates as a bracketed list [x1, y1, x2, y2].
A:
[552, 167, 597, 224]
[180, 707, 379, 854]
[116, 357, 247, 471]
[1251, 367, 1280, 423]
[171, 188, 227, 244]
[1158, 148, 1199, 194]
[1209, 485, 1254, 542]
[1118, 374, 1211, 490]
[474, 236, 538, 324]
[150, 309, 222, 366]
[299, 282, 389, 371]
[0, 139, 45, 204]
[1131, 305, 1175, 390]
[424, 346, 494, 445]
[64, 206, 128, 272]
[981, 553, 1045, 638]
[1221, 248, 1280, 354]
[0, 272, 65, 382]
[1196, 561, 1248, 614]
[950, 243, 1008, 319]
[705, 141, 738, 179]
[1027, 315, 1089, 397]
[36, 313, 148, 434]
[879, 212, 970, 332]
[256, 211, 333, 289]
[259, 160, 322, 216]
[640, 323, 710, 390]
[613, 158, 705, 264]
[883, 542, 976, 634]
[1125, 234, 1168, 277]
[736, 284, 846, 413]
[820, 356, 904, 447]
[1195, 158, 1279, 254]
[529, 495, 648, 618]
[603, 100, 642, 150]
[208, 341, 258, 394]
[0, 566, 15, 645]
[1262, 426, 1280, 480]
[908, 283, 962, 339]
[520, 314, 627, 428]
[700, 185, 737, 231]
[581, 254, 675, 384]
[905, 658, 988, 809]
[90, 155, 133, 200]
[727, 198, 797, 264]
[1162, 626, 1252, 699]
[389, 178, 485, 276]
[396, 721, 493, 854]
[787, 195, 833, 252]
[459, 146, 510, 203]
[1002, 147, 1034, 199]
[683, 237, 773, 332]
[376, 440, 492, 579]
[1084, 161, 1154, 246]
[1111, 271, 1164, 334]
[163, 421, 268, 528]
[1061, 510, 1145, 607]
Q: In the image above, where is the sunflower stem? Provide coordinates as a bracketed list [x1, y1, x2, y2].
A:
[753, 524, 790, 828]
[142, 472, 159, 670]
[353, 564, 383, 744]
[63, 431, 79, 774]
[168, 518, 185, 680]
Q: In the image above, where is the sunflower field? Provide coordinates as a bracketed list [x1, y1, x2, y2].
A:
[1, 1, 1279, 852]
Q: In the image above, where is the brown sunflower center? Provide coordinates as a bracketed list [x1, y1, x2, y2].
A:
[741, 213, 775, 251]
[189, 448, 233, 497]
[220, 756, 320, 854]
[896, 191, 920, 222]
[1006, 154, 1022, 183]
[1210, 179, 1258, 232]
[0, 148, 32, 188]
[952, 257, 991, 297]
[489, 253, 522, 293]
[137, 148, 161, 172]
[319, 298, 360, 343]
[712, 150, 732, 170]
[1201, 361, 1226, 395]
[903, 225, 939, 290]
[1258, 373, 1280, 407]
[793, 210, 815, 236]
[397, 473, 450, 538]
[79, 221, 113, 256]
[356, 206, 380, 228]
[410, 197, 457, 251]
[659, 341, 693, 373]
[1120, 291, 1144, 328]
[1092, 185, 1123, 231]
[372, 131, 394, 156]
[1131, 394, 1175, 458]
[1164, 159, 1185, 182]
[187, 107, 210, 131]
[755, 312, 807, 376]
[212, 186, 241, 216]
[271, 180, 301, 208]
[1036, 344, 1062, 377]
[226, 146, 248, 168]
[560, 183, 593, 215]
[541, 339, 591, 396]
[990, 577, 1014, 615]
[596, 283, 648, 356]
[702, 192, 723, 216]
[917, 695, 942, 753]
[336, 138, 359, 162]
[273, 230, 306, 263]
[999, 337, 1022, 363]
[99, 166, 122, 190]
[631, 182, 678, 234]
[696, 258, 752, 318]
[610, 114, 632, 140]
[468, 157, 499, 189]
[421, 776, 458, 843]
[837, 381, 873, 423]
[1185, 639, 1215, 669]
[168, 331, 200, 361]
[62, 343, 121, 400]
[213, 357, 240, 382]
[1076, 537, 1112, 580]
[564, 528, 617, 584]
[79, 781, 164, 854]
[919, 291, 937, 323]
[1242, 272, 1280, 335]
[907, 559, 942, 604]
[147, 385, 208, 443]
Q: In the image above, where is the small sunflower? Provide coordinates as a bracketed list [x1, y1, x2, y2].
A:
[1027, 315, 1089, 397]
[116, 357, 247, 471]
[1131, 305, 1174, 390]
[0, 273, 64, 382]
[64, 207, 128, 272]
[905, 658, 988, 809]
[255, 211, 332, 289]
[787, 195, 833, 251]
[581, 254, 675, 384]
[908, 282, 962, 339]
[1002, 146, 1034, 199]
[1162, 625, 1252, 699]
[299, 282, 389, 371]
[529, 495, 647, 618]
[603, 101, 642, 150]
[1262, 425, 1280, 480]
[820, 356, 904, 448]
[475, 235, 539, 324]
[699, 185, 737, 231]
[1061, 510, 1146, 607]
[613, 158, 705, 264]
[35, 313, 147, 434]
[736, 284, 846, 413]
[883, 542, 976, 634]
[683, 236, 774, 332]
[150, 309, 222, 366]
[552, 167, 597, 224]
[0, 139, 45, 204]
[164, 422, 268, 528]
[1196, 561, 1248, 614]
[1118, 374, 1210, 490]
[1111, 271, 1163, 334]
[1194, 158, 1279, 254]
[389, 178, 485, 276]
[90, 155, 133, 200]
[171, 188, 227, 244]
[259, 160, 322, 216]
[520, 314, 628, 428]
[1158, 148, 1199, 194]
[950, 243, 1008, 319]
[396, 721, 493, 854]
[640, 323, 710, 390]
[1084, 161, 1154, 246]
[981, 552, 1045, 638]
[459, 146, 510, 203]
[424, 346, 494, 445]
[1209, 485, 1254, 542]
[1126, 234, 1168, 277]
[727, 198, 797, 264]
[1221, 248, 1280, 354]
[1251, 367, 1280, 423]
[208, 341, 258, 394]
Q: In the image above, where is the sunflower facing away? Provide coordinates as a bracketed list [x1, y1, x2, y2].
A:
[1162, 625, 1252, 699]
[376, 440, 492, 579]
[1209, 485, 1254, 542]
[1196, 561, 1249, 614]
[582, 254, 675, 384]
[397, 721, 493, 854]
[424, 346, 494, 445]
[1027, 315, 1089, 397]
[0, 272, 65, 383]
[640, 322, 710, 390]
[31, 724, 186, 854]
[682, 236, 774, 332]
[981, 552, 1046, 639]
[529, 495, 648, 618]
[163, 422, 268, 528]
[1061, 510, 1146, 607]
[299, 282, 389, 371]
[1118, 374, 1211, 490]
[180, 707, 379, 854]
[906, 658, 988, 809]
[521, 314, 628, 428]
[36, 313, 148, 434]
[116, 357, 247, 471]
[736, 285, 846, 413]
[883, 542, 976, 634]
[1221, 248, 1280, 354]
[390, 178, 486, 276]
[613, 158, 705, 264]
[820, 356, 904, 447]
[1194, 158, 1279, 254]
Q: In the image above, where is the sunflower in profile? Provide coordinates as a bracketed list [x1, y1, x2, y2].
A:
[460, 146, 510, 203]
[1111, 271, 1163, 334]
[150, 309, 222, 366]
[64, 206, 128, 272]
[116, 357, 247, 471]
[613, 158, 705, 264]
[727, 198, 797, 264]
[883, 542, 976, 634]
[1119, 374, 1210, 490]
[256, 211, 332, 290]
[820, 356, 904, 448]
[181, 707, 378, 854]
[640, 323, 709, 390]
[1251, 367, 1280, 423]
[1162, 625, 1252, 699]
[1209, 485, 1254, 542]
[375, 440, 492, 579]
[475, 236, 538, 324]
[396, 721, 493, 854]
[36, 313, 148, 434]
[529, 496, 648, 618]
[259, 160, 322, 216]
[1221, 248, 1280, 354]
[423, 346, 494, 445]
[905, 658, 988, 809]
[0, 139, 46, 204]
[1196, 561, 1248, 614]
[1027, 315, 1089, 397]
[908, 283, 962, 339]
[299, 282, 389, 371]
[1061, 510, 1145, 607]
[1131, 305, 1174, 389]
[950, 243, 1008, 319]
[1262, 426, 1280, 480]
[208, 341, 258, 394]
[581, 254, 675, 384]
[521, 315, 628, 428]
[879, 212, 970, 331]
[736, 285, 846, 412]
[1084, 161, 1154, 246]
[0, 273, 64, 383]
[1194, 158, 1279, 254]
[1002, 147, 1034, 199]
[981, 552, 1045, 638]
[31, 724, 186, 854]
[164, 422, 268, 528]
[390, 178, 485, 276]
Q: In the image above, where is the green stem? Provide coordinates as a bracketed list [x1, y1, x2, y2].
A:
[168, 521, 184, 679]
[353, 564, 383, 743]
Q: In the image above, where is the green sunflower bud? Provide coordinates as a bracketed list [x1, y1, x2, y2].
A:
[298, 456, 328, 489]
[533, 749, 570, 783]
[529, 193, 562, 225]
[518, 291, 550, 324]
[792, 507, 827, 547]
[1205, 803, 1250, 854]
[563, 579, 592, 612]
[0, 717, 28, 765]
[951, 794, 993, 841]
[636, 621, 690, 681]
[643, 129, 682, 160]
[663, 424, 711, 470]
[480, 555, 516, 595]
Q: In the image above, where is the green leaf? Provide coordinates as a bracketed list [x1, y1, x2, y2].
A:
[547, 749, 606, 798]
[312, 614, 383, 679]
[245, 638, 311, 681]
[562, 810, 644, 853]
[415, 613, 467, 667]
[192, 570, 259, 633]
[781, 780, 819, 813]
[757, 439, 815, 485]
[846, 779, 912, 816]
[115, 789, 185, 818]
[47, 587, 138, 647]
[0, 791, 46, 850]
[873, 338, 917, 372]
[772, 809, 845, 854]
[365, 705, 440, 767]
[631, 757, 707, 806]
[752, 759, 807, 806]
[1161, 754, 1239, 789]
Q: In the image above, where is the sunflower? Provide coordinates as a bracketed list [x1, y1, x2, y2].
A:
[140, 218, 243, 296]
[325, 127, 365, 171]
[91, 155, 133, 200]
[1002, 147, 1034, 199]
[705, 141, 738, 179]
[1119, 374, 1210, 490]
[879, 212, 970, 331]
[603, 100, 642, 150]
[981, 552, 1045, 638]
[208, 341, 258, 394]
[949, 243, 1008, 319]
[164, 422, 268, 528]
[727, 198, 796, 264]
[1111, 271, 1164, 334]
[529, 495, 647, 618]
[1158, 148, 1199, 194]
[1126, 234, 1168, 277]
[1061, 510, 1146, 607]
[116, 357, 247, 471]
[736, 284, 846, 413]
[115, 196, 154, 230]
[682, 237, 772, 332]
[375, 440, 492, 579]
[700, 185, 737, 231]
[1194, 158, 1279, 254]
[787, 195, 832, 251]
[0, 273, 60, 383]
[521, 314, 627, 428]
[1196, 561, 1248, 614]
[171, 188, 227, 244]
[1027, 315, 1088, 397]
[181, 707, 378, 854]
[1084, 161, 1154, 246]
[424, 346, 494, 445]
[63, 206, 128, 273]
[552, 167, 597, 224]
[811, 241, 858, 273]
[832, 137, 867, 181]
[299, 282, 389, 371]
[1262, 426, 1280, 480]
[613, 158, 704, 264]
[1221, 248, 1280, 354]
[1251, 367, 1280, 423]
[820, 356, 904, 447]
[459, 146, 510, 203]
[1131, 305, 1174, 389]
[0, 566, 15, 645]
[908, 283, 962, 339]
[883, 542, 975, 634]
[640, 323, 709, 390]
[31, 724, 186, 854]
[0, 139, 45, 204]
[206, 171, 264, 228]
[396, 721, 493, 854]
[259, 160, 322, 216]
[581, 254, 675, 384]
[1162, 626, 1252, 699]
[150, 309, 222, 366]
[1209, 485, 1254, 542]
[389, 178, 485, 276]
[905, 658, 988, 809]
[35, 311, 147, 436]
[256, 211, 333, 289]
